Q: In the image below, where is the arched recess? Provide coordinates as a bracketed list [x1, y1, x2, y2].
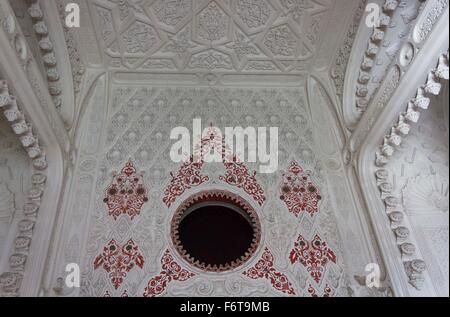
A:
[0, 3, 68, 296]
[307, 75, 390, 296]
[357, 10, 449, 296]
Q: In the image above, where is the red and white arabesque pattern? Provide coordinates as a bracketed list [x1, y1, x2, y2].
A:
[103, 161, 149, 220]
[280, 161, 321, 217]
[163, 126, 265, 207]
[94, 239, 145, 289]
[289, 234, 336, 284]
[243, 247, 296, 295]
[143, 249, 196, 297]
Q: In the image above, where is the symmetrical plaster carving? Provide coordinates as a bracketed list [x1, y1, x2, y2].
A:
[54, 80, 360, 297]
[1, 0, 446, 298]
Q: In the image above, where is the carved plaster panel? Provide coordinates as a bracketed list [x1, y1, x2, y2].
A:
[71, 0, 346, 74]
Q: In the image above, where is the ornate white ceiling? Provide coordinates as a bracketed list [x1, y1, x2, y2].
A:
[76, 0, 354, 74]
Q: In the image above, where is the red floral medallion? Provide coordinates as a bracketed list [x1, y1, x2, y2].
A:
[103, 161, 149, 220]
[289, 235, 336, 284]
[279, 161, 321, 217]
[143, 249, 195, 297]
[94, 239, 145, 289]
[308, 284, 333, 297]
[243, 247, 296, 295]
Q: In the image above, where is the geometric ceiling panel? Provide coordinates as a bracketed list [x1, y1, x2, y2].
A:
[86, 0, 337, 74]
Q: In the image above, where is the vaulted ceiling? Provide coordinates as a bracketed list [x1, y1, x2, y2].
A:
[74, 0, 357, 75]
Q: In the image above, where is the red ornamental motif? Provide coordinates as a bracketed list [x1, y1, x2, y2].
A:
[163, 126, 265, 207]
[289, 235, 337, 284]
[220, 156, 266, 206]
[163, 159, 209, 207]
[104, 161, 149, 220]
[280, 161, 322, 217]
[308, 284, 332, 297]
[94, 239, 145, 290]
[143, 249, 195, 297]
[243, 247, 296, 295]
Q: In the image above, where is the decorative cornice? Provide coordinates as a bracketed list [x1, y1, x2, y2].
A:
[28, 1, 64, 110]
[0, 81, 48, 170]
[0, 79, 48, 297]
[375, 52, 449, 167]
[330, 0, 367, 97]
[353, 0, 399, 114]
[374, 51, 448, 290]
[350, 2, 449, 153]
[56, 0, 85, 96]
[0, 0, 70, 151]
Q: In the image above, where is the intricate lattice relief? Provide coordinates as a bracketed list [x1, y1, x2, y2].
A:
[289, 234, 336, 284]
[94, 239, 145, 289]
[103, 161, 149, 220]
[121, 21, 159, 54]
[188, 49, 233, 70]
[280, 0, 315, 25]
[243, 247, 296, 295]
[197, 2, 229, 42]
[263, 24, 297, 57]
[143, 249, 196, 297]
[279, 161, 322, 217]
[226, 31, 260, 61]
[236, 0, 273, 29]
[163, 126, 266, 207]
[152, 0, 192, 27]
